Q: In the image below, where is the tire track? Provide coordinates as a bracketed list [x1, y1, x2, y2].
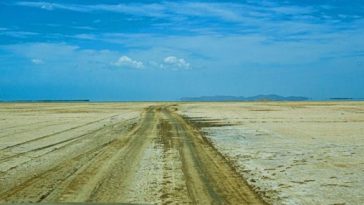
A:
[0, 115, 142, 202]
[0, 107, 153, 203]
[158, 119, 192, 205]
[40, 111, 152, 202]
[160, 106, 266, 204]
[0, 115, 118, 151]
[0, 118, 137, 174]
[0, 117, 136, 164]
[0, 105, 266, 204]
[0, 121, 66, 139]
[0, 142, 107, 202]
[88, 106, 159, 202]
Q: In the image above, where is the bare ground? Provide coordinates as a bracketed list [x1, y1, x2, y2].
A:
[178, 102, 364, 205]
[0, 104, 265, 204]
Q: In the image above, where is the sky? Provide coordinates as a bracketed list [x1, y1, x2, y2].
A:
[0, 0, 363, 101]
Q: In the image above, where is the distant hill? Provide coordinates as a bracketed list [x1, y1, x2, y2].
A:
[180, 94, 308, 102]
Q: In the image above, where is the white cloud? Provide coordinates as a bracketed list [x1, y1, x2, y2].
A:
[31, 58, 44, 64]
[113, 56, 144, 69]
[71, 26, 95, 30]
[14, 1, 315, 25]
[15, 2, 166, 16]
[15, 2, 56, 10]
[73, 34, 96, 40]
[86, 4, 167, 18]
[40, 3, 54, 10]
[16, 2, 90, 12]
[3, 43, 195, 71]
[3, 43, 119, 70]
[15, 1, 360, 40]
[162, 56, 191, 70]
[0, 31, 38, 38]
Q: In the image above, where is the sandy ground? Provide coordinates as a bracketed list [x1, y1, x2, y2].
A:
[178, 102, 364, 205]
[0, 103, 264, 204]
[0, 102, 363, 204]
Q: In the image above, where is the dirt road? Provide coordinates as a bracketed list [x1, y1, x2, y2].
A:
[0, 105, 265, 204]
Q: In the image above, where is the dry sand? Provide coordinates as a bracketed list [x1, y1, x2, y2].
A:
[0, 103, 264, 204]
[0, 102, 363, 204]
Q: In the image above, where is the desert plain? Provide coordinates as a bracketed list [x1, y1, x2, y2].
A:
[0, 102, 363, 205]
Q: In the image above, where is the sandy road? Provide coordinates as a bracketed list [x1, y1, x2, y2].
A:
[159, 106, 265, 204]
[0, 105, 265, 204]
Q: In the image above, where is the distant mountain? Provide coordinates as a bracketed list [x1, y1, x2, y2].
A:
[180, 94, 308, 102]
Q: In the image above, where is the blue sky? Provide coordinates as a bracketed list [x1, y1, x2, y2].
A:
[0, 0, 363, 101]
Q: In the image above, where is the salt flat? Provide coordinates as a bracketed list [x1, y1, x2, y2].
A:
[178, 101, 364, 205]
[0, 103, 264, 204]
[0, 102, 363, 204]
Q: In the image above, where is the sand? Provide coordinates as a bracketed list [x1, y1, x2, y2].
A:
[0, 102, 363, 204]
